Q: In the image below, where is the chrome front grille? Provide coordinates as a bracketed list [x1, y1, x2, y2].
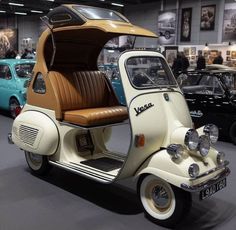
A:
[19, 125, 39, 146]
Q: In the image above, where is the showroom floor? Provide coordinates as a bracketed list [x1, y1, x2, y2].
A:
[0, 112, 235, 230]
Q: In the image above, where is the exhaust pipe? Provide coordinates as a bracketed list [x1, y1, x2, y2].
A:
[8, 133, 14, 144]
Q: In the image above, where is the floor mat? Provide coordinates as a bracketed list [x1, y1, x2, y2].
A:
[80, 157, 123, 172]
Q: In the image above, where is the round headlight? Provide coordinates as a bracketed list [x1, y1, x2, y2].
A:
[188, 163, 200, 178]
[217, 152, 225, 165]
[203, 124, 219, 144]
[167, 144, 184, 159]
[184, 129, 199, 150]
[198, 135, 210, 157]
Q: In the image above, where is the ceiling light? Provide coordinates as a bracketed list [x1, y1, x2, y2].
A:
[46, 0, 55, 1]
[111, 2, 124, 7]
[14, 12, 27, 15]
[31, 10, 44, 13]
[0, 10, 6, 13]
[9, 2, 24, 6]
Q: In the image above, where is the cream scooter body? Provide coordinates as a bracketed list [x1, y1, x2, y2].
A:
[9, 4, 230, 228]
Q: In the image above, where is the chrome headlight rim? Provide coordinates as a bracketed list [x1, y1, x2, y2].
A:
[184, 129, 199, 151]
[188, 163, 200, 178]
[167, 144, 184, 159]
[198, 135, 210, 157]
[203, 124, 219, 144]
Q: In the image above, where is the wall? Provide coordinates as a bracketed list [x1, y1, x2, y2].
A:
[0, 0, 235, 53]
[0, 14, 41, 54]
[124, 0, 233, 46]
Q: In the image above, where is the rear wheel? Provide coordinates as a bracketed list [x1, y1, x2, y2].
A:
[25, 151, 51, 175]
[9, 97, 21, 118]
[138, 175, 192, 228]
[164, 31, 171, 39]
[229, 122, 236, 144]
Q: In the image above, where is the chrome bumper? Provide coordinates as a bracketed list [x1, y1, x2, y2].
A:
[8, 133, 14, 144]
[181, 166, 230, 193]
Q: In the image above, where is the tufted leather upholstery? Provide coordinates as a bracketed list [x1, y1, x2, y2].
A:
[49, 71, 128, 126]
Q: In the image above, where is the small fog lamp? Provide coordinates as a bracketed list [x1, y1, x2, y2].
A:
[217, 152, 225, 165]
[203, 124, 219, 143]
[167, 144, 184, 159]
[198, 135, 210, 157]
[184, 129, 199, 150]
[188, 163, 200, 178]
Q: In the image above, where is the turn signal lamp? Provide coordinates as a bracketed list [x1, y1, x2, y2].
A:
[135, 134, 145, 147]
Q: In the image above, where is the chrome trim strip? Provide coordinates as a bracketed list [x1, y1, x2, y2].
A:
[49, 160, 114, 183]
[181, 167, 230, 193]
[190, 160, 229, 180]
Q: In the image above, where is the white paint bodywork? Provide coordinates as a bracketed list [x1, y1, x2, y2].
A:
[11, 51, 229, 188]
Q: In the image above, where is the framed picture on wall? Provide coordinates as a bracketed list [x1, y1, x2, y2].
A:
[0, 28, 18, 58]
[231, 51, 236, 60]
[200, 5, 216, 31]
[164, 46, 178, 66]
[157, 10, 177, 45]
[222, 4, 236, 42]
[180, 8, 192, 42]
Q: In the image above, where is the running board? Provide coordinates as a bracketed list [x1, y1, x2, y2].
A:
[49, 160, 116, 183]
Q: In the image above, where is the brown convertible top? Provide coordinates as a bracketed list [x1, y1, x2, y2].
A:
[27, 4, 157, 112]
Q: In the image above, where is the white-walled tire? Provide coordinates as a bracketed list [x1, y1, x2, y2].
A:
[25, 151, 51, 176]
[138, 175, 192, 228]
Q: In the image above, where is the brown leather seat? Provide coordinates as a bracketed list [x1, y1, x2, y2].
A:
[49, 71, 128, 127]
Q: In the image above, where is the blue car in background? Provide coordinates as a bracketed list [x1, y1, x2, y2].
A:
[99, 64, 126, 105]
[0, 59, 35, 118]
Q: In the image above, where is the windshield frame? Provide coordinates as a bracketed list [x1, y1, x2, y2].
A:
[72, 5, 129, 22]
[124, 55, 178, 90]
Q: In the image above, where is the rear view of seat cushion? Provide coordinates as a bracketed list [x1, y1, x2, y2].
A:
[63, 106, 128, 127]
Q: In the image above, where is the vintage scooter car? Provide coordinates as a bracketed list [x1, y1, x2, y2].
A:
[9, 5, 230, 228]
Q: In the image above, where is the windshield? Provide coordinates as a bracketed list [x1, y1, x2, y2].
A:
[221, 72, 236, 91]
[15, 63, 34, 78]
[73, 6, 128, 22]
[126, 56, 177, 89]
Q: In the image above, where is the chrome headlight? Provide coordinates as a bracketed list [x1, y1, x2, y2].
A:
[217, 152, 225, 165]
[203, 124, 219, 144]
[198, 135, 210, 157]
[184, 129, 199, 150]
[188, 163, 200, 178]
[167, 144, 184, 159]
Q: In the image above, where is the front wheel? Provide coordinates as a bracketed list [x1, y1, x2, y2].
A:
[25, 151, 51, 176]
[138, 175, 192, 228]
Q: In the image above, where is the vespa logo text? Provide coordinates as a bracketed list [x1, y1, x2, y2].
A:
[134, 103, 154, 116]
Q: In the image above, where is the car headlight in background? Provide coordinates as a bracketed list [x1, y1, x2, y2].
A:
[167, 144, 184, 159]
[198, 135, 210, 157]
[188, 163, 200, 178]
[203, 124, 219, 144]
[184, 129, 199, 150]
[217, 152, 225, 165]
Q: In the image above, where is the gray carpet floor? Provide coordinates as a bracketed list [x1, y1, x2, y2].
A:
[0, 113, 235, 230]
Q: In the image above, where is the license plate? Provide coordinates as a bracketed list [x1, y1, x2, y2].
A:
[200, 178, 226, 200]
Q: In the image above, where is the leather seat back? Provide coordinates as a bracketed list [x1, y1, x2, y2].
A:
[49, 71, 119, 113]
